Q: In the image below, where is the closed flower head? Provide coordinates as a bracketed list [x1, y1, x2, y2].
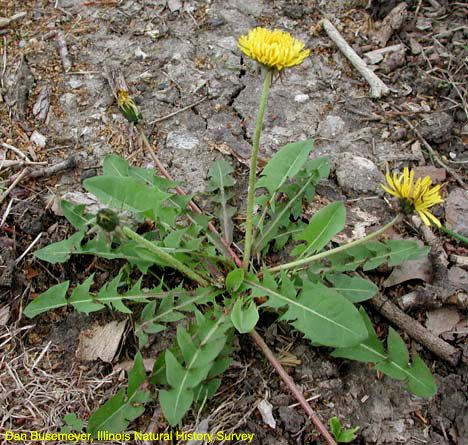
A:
[382, 167, 444, 227]
[117, 90, 142, 124]
[238, 27, 310, 72]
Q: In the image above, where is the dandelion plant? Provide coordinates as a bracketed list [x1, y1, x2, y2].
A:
[24, 27, 441, 442]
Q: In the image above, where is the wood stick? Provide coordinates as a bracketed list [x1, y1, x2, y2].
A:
[55, 31, 72, 72]
[5, 155, 78, 185]
[321, 18, 390, 99]
[368, 294, 461, 366]
[0, 169, 28, 205]
[250, 329, 337, 445]
[0, 12, 26, 29]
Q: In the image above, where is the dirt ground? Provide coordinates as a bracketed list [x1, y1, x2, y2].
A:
[0, 0, 467, 444]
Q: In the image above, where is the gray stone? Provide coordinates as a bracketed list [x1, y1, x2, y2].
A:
[445, 188, 468, 236]
[30, 130, 47, 148]
[318, 115, 346, 139]
[68, 77, 83, 89]
[56, 0, 77, 7]
[232, 0, 263, 17]
[418, 112, 454, 144]
[166, 131, 199, 151]
[335, 153, 385, 194]
[60, 93, 78, 113]
[294, 93, 309, 103]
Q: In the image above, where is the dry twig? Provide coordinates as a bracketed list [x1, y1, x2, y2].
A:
[321, 18, 390, 99]
[0, 12, 26, 29]
[249, 330, 337, 445]
[368, 294, 461, 366]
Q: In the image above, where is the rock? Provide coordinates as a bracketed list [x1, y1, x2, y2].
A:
[68, 77, 83, 89]
[60, 92, 78, 113]
[56, 0, 76, 8]
[413, 166, 446, 183]
[167, 0, 183, 12]
[294, 94, 309, 103]
[284, 4, 304, 19]
[445, 188, 468, 236]
[418, 112, 454, 144]
[232, 0, 263, 17]
[30, 130, 46, 148]
[166, 131, 199, 151]
[335, 153, 385, 194]
[318, 115, 346, 139]
[134, 46, 148, 60]
[409, 37, 423, 55]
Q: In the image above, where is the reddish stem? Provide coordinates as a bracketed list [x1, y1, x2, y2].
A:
[250, 329, 337, 445]
[138, 127, 243, 268]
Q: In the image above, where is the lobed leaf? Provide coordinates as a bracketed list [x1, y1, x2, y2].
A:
[87, 353, 150, 437]
[256, 140, 314, 193]
[34, 231, 85, 264]
[292, 201, 346, 257]
[247, 275, 368, 348]
[333, 311, 437, 398]
[158, 311, 232, 425]
[23, 281, 70, 318]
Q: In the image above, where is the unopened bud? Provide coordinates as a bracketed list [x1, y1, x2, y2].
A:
[96, 209, 120, 232]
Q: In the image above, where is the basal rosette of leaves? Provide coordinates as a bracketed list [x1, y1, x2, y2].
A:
[24, 28, 436, 437]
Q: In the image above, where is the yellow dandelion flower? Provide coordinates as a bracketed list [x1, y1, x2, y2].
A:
[381, 168, 444, 227]
[238, 27, 310, 71]
[117, 90, 142, 123]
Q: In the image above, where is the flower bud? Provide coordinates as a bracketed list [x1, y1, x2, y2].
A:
[117, 90, 142, 124]
[96, 209, 120, 232]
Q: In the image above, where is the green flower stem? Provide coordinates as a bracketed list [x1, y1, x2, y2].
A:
[242, 68, 273, 270]
[439, 225, 468, 245]
[120, 226, 211, 287]
[266, 215, 401, 273]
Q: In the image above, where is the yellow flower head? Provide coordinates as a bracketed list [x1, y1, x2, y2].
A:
[382, 167, 444, 227]
[238, 27, 310, 71]
[117, 90, 142, 124]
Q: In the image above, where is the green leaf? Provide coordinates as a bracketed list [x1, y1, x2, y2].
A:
[231, 298, 259, 334]
[293, 202, 346, 257]
[69, 274, 104, 314]
[329, 417, 359, 443]
[405, 354, 437, 398]
[386, 240, 430, 266]
[329, 417, 342, 439]
[61, 200, 92, 230]
[247, 277, 367, 348]
[326, 274, 378, 303]
[34, 231, 84, 264]
[83, 176, 170, 213]
[225, 268, 244, 293]
[334, 319, 437, 398]
[207, 160, 236, 244]
[87, 353, 150, 437]
[103, 154, 129, 177]
[332, 307, 385, 363]
[23, 281, 69, 318]
[136, 287, 219, 348]
[62, 413, 83, 433]
[158, 311, 231, 425]
[256, 140, 314, 193]
[253, 175, 316, 253]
